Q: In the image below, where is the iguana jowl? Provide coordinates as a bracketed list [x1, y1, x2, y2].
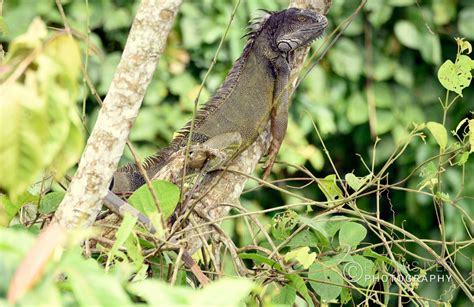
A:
[111, 8, 328, 193]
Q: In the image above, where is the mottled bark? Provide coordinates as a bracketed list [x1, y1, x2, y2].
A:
[55, 0, 183, 228]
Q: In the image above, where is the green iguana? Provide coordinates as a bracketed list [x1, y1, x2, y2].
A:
[111, 8, 328, 194]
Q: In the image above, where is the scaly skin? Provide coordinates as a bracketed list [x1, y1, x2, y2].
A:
[111, 8, 328, 193]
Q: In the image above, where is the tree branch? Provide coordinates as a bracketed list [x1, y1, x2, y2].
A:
[54, 0, 183, 229]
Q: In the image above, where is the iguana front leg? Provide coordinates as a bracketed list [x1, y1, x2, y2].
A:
[263, 55, 290, 179]
[188, 132, 242, 171]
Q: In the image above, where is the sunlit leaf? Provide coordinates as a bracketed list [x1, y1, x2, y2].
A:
[455, 38, 472, 55]
[426, 121, 448, 150]
[345, 173, 371, 191]
[0, 83, 48, 197]
[284, 246, 316, 269]
[437, 57, 473, 96]
[317, 174, 343, 202]
[0, 192, 38, 225]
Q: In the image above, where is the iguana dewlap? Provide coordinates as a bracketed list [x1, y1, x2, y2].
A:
[111, 8, 328, 193]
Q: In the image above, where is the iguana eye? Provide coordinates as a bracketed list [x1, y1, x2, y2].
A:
[298, 16, 306, 22]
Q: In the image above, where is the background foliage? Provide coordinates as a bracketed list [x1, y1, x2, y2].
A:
[0, 0, 473, 305]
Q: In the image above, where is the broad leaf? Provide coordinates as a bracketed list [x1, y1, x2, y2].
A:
[339, 222, 367, 248]
[38, 191, 65, 214]
[128, 179, 180, 220]
[394, 20, 419, 49]
[107, 213, 138, 268]
[437, 56, 473, 96]
[0, 84, 48, 198]
[272, 285, 296, 305]
[345, 173, 371, 191]
[284, 246, 316, 269]
[271, 210, 298, 240]
[426, 121, 448, 150]
[308, 262, 344, 302]
[286, 274, 314, 307]
[317, 174, 343, 202]
[343, 255, 375, 287]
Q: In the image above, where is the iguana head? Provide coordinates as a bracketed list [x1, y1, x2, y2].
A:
[254, 8, 328, 53]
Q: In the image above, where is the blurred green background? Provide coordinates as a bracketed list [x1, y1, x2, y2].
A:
[2, 0, 472, 303]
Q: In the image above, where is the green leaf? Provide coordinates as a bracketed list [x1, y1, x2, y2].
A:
[0, 192, 38, 225]
[339, 222, 367, 248]
[128, 279, 191, 305]
[128, 179, 180, 220]
[272, 285, 296, 305]
[323, 252, 353, 266]
[107, 213, 138, 267]
[287, 230, 320, 248]
[328, 38, 363, 81]
[389, 0, 415, 6]
[271, 210, 298, 240]
[308, 262, 344, 302]
[317, 174, 343, 202]
[0, 84, 48, 197]
[366, 1, 393, 27]
[298, 216, 329, 239]
[129, 278, 254, 307]
[363, 249, 409, 276]
[345, 173, 371, 191]
[340, 286, 352, 304]
[394, 21, 419, 49]
[347, 92, 368, 125]
[426, 121, 448, 150]
[343, 255, 375, 287]
[284, 247, 316, 269]
[419, 31, 441, 64]
[437, 57, 473, 97]
[417, 161, 439, 191]
[50, 114, 84, 178]
[458, 7, 474, 40]
[194, 278, 254, 307]
[62, 251, 132, 306]
[123, 232, 145, 272]
[324, 216, 346, 237]
[286, 274, 314, 307]
[433, 0, 456, 25]
[38, 191, 65, 214]
[0, 16, 8, 36]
